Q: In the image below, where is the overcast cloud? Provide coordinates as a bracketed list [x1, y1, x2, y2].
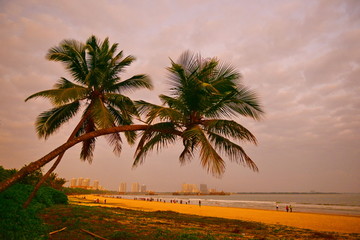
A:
[0, 0, 359, 192]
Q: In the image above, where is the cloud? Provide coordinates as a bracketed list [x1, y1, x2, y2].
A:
[0, 0, 359, 192]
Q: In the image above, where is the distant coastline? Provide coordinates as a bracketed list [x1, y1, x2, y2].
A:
[235, 192, 343, 194]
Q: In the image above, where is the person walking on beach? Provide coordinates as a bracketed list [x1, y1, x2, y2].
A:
[276, 203, 279, 211]
[286, 205, 289, 212]
[199, 200, 201, 207]
[289, 205, 292, 212]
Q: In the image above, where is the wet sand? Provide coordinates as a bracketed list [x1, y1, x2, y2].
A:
[70, 195, 360, 234]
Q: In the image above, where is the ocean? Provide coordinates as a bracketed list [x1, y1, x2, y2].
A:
[113, 193, 360, 216]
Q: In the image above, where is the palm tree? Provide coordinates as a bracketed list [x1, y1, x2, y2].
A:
[0, 50, 264, 194]
[22, 35, 152, 207]
[134, 51, 263, 177]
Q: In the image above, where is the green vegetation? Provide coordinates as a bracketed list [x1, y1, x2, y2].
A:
[0, 166, 68, 240]
[40, 203, 359, 240]
[0, 184, 68, 240]
[0, 166, 65, 190]
[62, 186, 118, 195]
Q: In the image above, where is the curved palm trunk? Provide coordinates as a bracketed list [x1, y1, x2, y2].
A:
[23, 114, 89, 208]
[0, 124, 149, 193]
[23, 153, 64, 208]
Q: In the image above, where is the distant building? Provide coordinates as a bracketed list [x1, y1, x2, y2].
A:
[93, 180, 99, 190]
[119, 182, 127, 192]
[141, 184, 147, 193]
[78, 177, 84, 187]
[200, 184, 208, 194]
[131, 182, 140, 192]
[70, 178, 77, 187]
[181, 183, 199, 193]
[70, 177, 102, 190]
[209, 188, 217, 193]
[83, 178, 90, 187]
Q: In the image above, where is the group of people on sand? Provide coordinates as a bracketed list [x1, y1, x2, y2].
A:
[93, 198, 106, 204]
[276, 203, 293, 212]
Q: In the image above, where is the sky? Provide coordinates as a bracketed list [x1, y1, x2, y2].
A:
[0, 0, 359, 193]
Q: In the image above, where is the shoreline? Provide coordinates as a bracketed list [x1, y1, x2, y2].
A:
[70, 194, 360, 234]
[108, 193, 360, 216]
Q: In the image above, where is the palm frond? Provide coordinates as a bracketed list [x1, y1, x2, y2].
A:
[106, 93, 138, 121]
[226, 87, 264, 120]
[26, 86, 88, 106]
[109, 55, 136, 76]
[47, 39, 88, 84]
[204, 87, 264, 120]
[35, 101, 80, 139]
[54, 77, 86, 89]
[105, 132, 122, 156]
[124, 131, 137, 145]
[106, 101, 137, 145]
[203, 90, 238, 118]
[211, 61, 241, 90]
[111, 50, 123, 64]
[106, 103, 132, 125]
[133, 122, 178, 167]
[182, 126, 225, 177]
[111, 74, 153, 93]
[133, 132, 177, 167]
[136, 100, 183, 124]
[91, 98, 115, 129]
[80, 137, 96, 163]
[207, 131, 258, 172]
[202, 119, 257, 144]
[179, 139, 195, 165]
[80, 118, 96, 163]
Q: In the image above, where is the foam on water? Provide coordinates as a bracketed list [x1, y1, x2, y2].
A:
[110, 193, 360, 216]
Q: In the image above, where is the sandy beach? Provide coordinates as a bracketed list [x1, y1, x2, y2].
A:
[70, 194, 360, 234]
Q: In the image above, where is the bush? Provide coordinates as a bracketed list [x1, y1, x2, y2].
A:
[0, 183, 68, 240]
[48, 187, 68, 204]
[36, 186, 68, 206]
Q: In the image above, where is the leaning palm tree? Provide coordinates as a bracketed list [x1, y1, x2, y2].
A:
[134, 51, 263, 177]
[23, 35, 152, 207]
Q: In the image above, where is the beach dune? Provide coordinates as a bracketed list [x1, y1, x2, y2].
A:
[71, 195, 360, 234]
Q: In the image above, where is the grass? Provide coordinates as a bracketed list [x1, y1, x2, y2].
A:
[39, 203, 360, 240]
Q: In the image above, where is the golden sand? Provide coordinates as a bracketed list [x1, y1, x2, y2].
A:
[70, 195, 360, 234]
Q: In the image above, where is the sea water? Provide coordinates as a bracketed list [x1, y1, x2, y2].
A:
[113, 193, 360, 216]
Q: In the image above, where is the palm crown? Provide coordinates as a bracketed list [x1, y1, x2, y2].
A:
[134, 51, 263, 177]
[26, 36, 152, 162]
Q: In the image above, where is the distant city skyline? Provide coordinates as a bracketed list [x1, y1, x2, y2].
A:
[69, 177, 104, 190]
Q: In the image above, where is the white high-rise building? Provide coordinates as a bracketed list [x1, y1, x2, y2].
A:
[200, 184, 208, 194]
[78, 177, 84, 187]
[181, 183, 199, 193]
[119, 182, 127, 192]
[93, 180, 99, 190]
[83, 178, 90, 187]
[141, 184, 147, 193]
[181, 183, 189, 192]
[131, 182, 140, 192]
[70, 178, 77, 187]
